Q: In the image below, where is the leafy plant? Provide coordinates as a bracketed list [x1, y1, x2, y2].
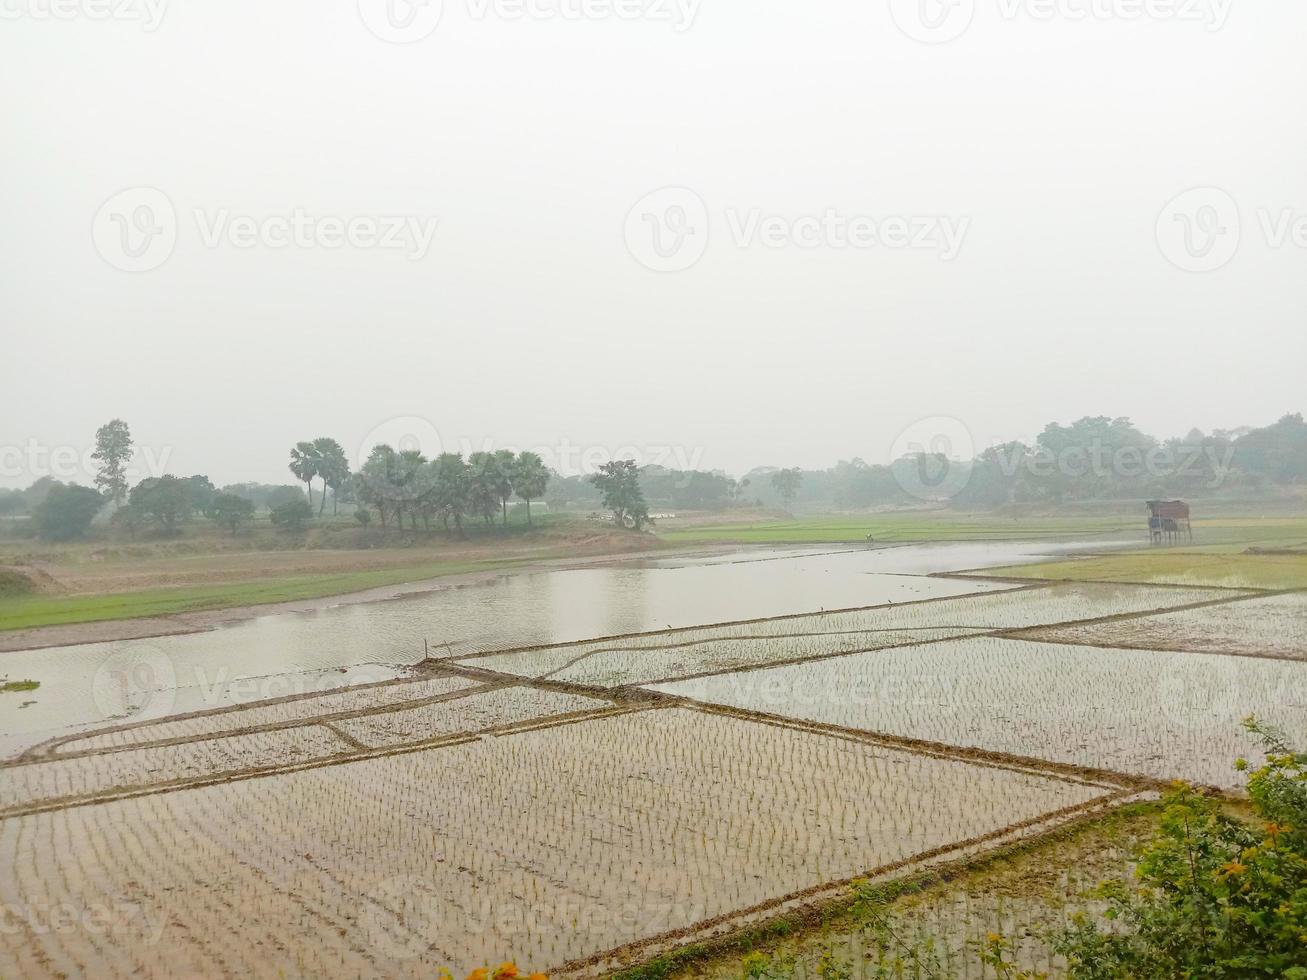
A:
[1056, 718, 1307, 979]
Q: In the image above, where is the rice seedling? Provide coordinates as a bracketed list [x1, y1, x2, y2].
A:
[48, 674, 481, 754]
[1022, 591, 1307, 661]
[650, 638, 1307, 790]
[462, 584, 1243, 689]
[0, 708, 1114, 977]
[0, 727, 347, 811]
[335, 687, 608, 747]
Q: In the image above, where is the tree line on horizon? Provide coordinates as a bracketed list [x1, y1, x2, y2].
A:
[3, 413, 1305, 541]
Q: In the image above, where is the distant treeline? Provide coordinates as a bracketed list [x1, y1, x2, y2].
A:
[3, 413, 1304, 541]
[547, 414, 1307, 512]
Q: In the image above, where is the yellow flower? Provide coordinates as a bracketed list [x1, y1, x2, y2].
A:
[1217, 861, 1246, 879]
[493, 964, 519, 980]
[466, 969, 489, 980]
[528, 974, 548, 980]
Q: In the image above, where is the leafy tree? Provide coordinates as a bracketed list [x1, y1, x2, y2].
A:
[91, 419, 133, 504]
[432, 453, 470, 533]
[34, 484, 103, 541]
[356, 445, 398, 529]
[467, 452, 504, 526]
[395, 449, 430, 530]
[771, 468, 802, 512]
[1233, 413, 1307, 482]
[288, 442, 321, 507]
[129, 476, 195, 533]
[513, 451, 549, 526]
[312, 437, 350, 516]
[184, 475, 216, 515]
[590, 460, 650, 530]
[638, 466, 735, 511]
[354, 507, 372, 527]
[0, 489, 25, 517]
[1057, 720, 1307, 979]
[21, 477, 60, 512]
[269, 497, 313, 531]
[208, 492, 255, 536]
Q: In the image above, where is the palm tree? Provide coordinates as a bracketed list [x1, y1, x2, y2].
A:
[312, 437, 349, 516]
[513, 452, 549, 526]
[493, 449, 517, 526]
[288, 442, 321, 508]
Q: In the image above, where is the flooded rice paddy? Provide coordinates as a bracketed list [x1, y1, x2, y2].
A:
[1, 543, 1069, 757]
[0, 536, 1301, 977]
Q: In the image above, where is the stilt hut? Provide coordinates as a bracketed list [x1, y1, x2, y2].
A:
[1146, 500, 1193, 544]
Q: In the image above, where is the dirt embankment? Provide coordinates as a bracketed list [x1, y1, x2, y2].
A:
[1, 525, 649, 597]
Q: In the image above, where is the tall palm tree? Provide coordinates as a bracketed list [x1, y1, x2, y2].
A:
[288, 442, 321, 508]
[312, 437, 349, 516]
[513, 452, 549, 526]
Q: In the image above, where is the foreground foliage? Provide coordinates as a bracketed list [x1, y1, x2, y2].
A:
[1057, 719, 1307, 978]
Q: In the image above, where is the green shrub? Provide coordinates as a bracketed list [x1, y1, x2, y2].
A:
[1057, 719, 1307, 978]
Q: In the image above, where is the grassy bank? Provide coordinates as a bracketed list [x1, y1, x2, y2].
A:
[0, 555, 544, 632]
[984, 517, 1307, 590]
[658, 513, 1139, 546]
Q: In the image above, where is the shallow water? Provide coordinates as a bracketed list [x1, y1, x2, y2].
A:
[0, 539, 1121, 756]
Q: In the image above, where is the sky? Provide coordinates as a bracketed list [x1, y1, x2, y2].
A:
[2, 0, 1305, 489]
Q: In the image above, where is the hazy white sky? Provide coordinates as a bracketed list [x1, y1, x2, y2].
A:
[2, 0, 1304, 488]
